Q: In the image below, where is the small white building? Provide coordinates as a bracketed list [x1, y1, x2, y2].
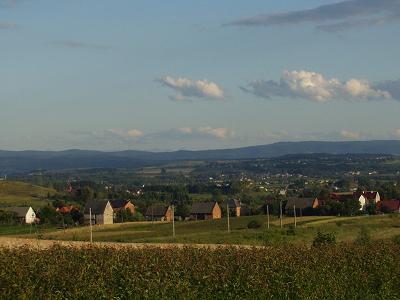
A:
[357, 191, 381, 210]
[6, 207, 36, 224]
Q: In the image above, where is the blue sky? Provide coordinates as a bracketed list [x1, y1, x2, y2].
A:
[1, 0, 400, 151]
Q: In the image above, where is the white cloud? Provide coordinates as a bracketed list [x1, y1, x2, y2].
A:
[242, 70, 393, 102]
[340, 130, 361, 139]
[178, 127, 193, 134]
[198, 127, 233, 139]
[107, 129, 143, 139]
[159, 76, 225, 101]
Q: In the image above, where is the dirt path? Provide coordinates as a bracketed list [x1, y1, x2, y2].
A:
[0, 236, 262, 250]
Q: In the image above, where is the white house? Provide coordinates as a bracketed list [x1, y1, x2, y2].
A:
[6, 207, 36, 224]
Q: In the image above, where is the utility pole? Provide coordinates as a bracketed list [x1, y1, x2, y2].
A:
[227, 203, 231, 233]
[294, 205, 297, 228]
[267, 205, 270, 229]
[89, 208, 93, 243]
[172, 205, 175, 238]
[280, 200, 283, 229]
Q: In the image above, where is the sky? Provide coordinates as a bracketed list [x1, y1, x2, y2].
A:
[1, 0, 400, 151]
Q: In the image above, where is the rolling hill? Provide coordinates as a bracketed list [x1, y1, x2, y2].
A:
[0, 140, 399, 173]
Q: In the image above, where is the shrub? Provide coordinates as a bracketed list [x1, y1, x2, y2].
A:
[286, 226, 296, 236]
[247, 220, 262, 229]
[312, 231, 336, 247]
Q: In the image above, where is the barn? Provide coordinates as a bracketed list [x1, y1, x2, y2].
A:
[84, 200, 113, 225]
[190, 202, 221, 220]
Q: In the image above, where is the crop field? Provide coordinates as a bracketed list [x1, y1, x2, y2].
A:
[1, 242, 399, 299]
[5, 214, 400, 246]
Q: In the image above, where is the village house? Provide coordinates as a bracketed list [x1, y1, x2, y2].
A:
[225, 199, 241, 217]
[285, 198, 319, 216]
[84, 200, 113, 225]
[110, 200, 135, 217]
[376, 200, 400, 213]
[145, 205, 173, 221]
[190, 202, 221, 220]
[330, 191, 380, 211]
[5, 207, 36, 224]
[56, 205, 79, 214]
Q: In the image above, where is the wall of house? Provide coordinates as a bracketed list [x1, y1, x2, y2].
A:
[125, 202, 135, 214]
[103, 203, 114, 224]
[212, 204, 222, 219]
[358, 196, 367, 211]
[165, 207, 173, 222]
[25, 207, 36, 224]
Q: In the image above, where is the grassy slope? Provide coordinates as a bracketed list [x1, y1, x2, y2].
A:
[8, 214, 399, 246]
[0, 181, 57, 208]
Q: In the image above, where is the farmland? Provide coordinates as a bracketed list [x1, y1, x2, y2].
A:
[4, 214, 400, 246]
[1, 242, 399, 299]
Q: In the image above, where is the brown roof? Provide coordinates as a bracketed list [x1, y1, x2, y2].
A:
[110, 200, 131, 209]
[190, 202, 217, 214]
[285, 198, 316, 210]
[145, 205, 170, 217]
[226, 199, 241, 208]
[377, 200, 400, 212]
[3, 207, 33, 218]
[84, 200, 110, 215]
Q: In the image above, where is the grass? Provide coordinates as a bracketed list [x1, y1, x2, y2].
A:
[5, 214, 400, 246]
[0, 181, 57, 209]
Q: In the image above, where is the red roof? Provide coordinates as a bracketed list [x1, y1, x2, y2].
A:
[56, 205, 78, 214]
[376, 200, 400, 212]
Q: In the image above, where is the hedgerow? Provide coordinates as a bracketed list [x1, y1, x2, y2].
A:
[0, 243, 399, 299]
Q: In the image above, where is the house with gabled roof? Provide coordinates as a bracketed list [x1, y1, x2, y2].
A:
[285, 198, 319, 216]
[84, 200, 113, 225]
[5, 207, 36, 224]
[145, 205, 172, 221]
[110, 199, 135, 217]
[225, 198, 241, 217]
[190, 202, 221, 220]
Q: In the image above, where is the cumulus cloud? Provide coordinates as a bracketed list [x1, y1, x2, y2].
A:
[242, 70, 393, 102]
[227, 0, 400, 32]
[158, 76, 225, 101]
[50, 41, 112, 50]
[373, 79, 400, 100]
[198, 127, 233, 139]
[340, 130, 361, 139]
[178, 127, 193, 134]
[107, 129, 144, 139]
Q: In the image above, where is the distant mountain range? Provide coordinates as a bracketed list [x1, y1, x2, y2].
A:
[1, 140, 400, 173]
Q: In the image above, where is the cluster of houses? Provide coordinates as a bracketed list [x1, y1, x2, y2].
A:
[284, 191, 400, 215]
[3, 190, 400, 225]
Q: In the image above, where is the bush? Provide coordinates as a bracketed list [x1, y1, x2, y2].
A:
[247, 220, 262, 229]
[312, 231, 336, 247]
[286, 226, 296, 236]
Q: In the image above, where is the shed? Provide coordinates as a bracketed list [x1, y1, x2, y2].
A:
[145, 205, 172, 221]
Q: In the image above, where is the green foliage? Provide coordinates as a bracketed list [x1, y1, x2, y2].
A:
[312, 231, 337, 247]
[1, 243, 399, 299]
[0, 210, 18, 225]
[392, 235, 400, 245]
[247, 220, 262, 229]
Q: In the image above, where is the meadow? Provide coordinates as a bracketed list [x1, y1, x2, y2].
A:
[4, 214, 400, 246]
[0, 181, 56, 208]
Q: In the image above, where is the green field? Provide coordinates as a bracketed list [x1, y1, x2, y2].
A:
[5, 214, 400, 246]
[0, 181, 57, 208]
